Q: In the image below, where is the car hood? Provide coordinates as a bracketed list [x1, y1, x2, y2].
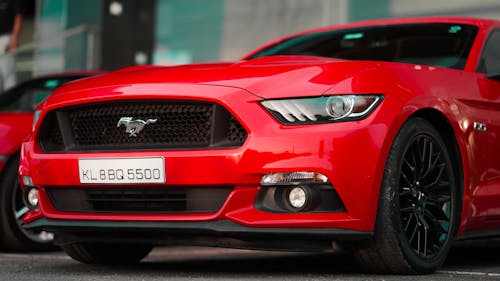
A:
[52, 56, 396, 100]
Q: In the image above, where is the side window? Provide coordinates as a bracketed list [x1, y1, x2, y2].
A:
[0, 88, 40, 111]
[478, 30, 500, 74]
[0, 79, 62, 111]
[33, 90, 51, 105]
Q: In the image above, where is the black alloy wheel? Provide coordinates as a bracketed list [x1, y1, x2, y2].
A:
[399, 135, 452, 259]
[354, 117, 459, 274]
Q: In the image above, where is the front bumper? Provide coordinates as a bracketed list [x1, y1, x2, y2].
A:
[19, 83, 393, 241]
[24, 218, 371, 250]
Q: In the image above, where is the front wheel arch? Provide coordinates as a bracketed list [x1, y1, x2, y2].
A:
[354, 116, 461, 274]
[411, 109, 464, 234]
[367, 108, 464, 234]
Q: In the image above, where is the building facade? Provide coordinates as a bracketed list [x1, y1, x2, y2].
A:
[16, 0, 500, 78]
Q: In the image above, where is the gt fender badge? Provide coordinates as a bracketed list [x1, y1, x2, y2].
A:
[117, 117, 157, 137]
[473, 122, 487, 133]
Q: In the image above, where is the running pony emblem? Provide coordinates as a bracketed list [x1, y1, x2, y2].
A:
[117, 117, 157, 137]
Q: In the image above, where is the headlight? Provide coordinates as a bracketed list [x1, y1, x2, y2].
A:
[33, 110, 42, 131]
[261, 95, 382, 125]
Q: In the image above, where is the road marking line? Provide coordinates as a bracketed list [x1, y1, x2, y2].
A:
[438, 270, 500, 277]
[0, 254, 69, 260]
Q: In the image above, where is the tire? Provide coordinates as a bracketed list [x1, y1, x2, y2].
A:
[354, 117, 459, 274]
[62, 243, 153, 264]
[0, 155, 56, 251]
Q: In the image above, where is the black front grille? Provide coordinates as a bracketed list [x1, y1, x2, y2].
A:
[37, 101, 247, 152]
[46, 186, 233, 213]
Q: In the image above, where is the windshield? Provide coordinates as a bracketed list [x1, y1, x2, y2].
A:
[247, 23, 478, 70]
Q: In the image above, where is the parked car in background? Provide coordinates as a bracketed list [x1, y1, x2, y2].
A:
[0, 72, 102, 251]
[19, 16, 500, 273]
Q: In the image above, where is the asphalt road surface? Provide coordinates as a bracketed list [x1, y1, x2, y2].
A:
[1, 240, 500, 281]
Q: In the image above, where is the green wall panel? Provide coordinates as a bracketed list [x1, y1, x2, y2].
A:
[154, 0, 224, 64]
[349, 0, 390, 21]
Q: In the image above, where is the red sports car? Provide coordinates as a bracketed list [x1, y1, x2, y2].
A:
[19, 17, 500, 273]
[0, 72, 101, 251]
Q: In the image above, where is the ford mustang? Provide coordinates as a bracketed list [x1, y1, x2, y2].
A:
[19, 17, 500, 273]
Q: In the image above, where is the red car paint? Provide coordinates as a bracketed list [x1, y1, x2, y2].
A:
[19, 17, 500, 242]
[0, 113, 32, 161]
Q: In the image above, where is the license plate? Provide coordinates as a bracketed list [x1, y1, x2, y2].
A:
[78, 157, 165, 184]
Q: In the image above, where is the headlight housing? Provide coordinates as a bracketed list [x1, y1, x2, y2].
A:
[261, 95, 382, 125]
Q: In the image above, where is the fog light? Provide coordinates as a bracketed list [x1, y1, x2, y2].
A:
[288, 187, 307, 209]
[24, 187, 39, 210]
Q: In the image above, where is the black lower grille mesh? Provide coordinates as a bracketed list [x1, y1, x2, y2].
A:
[46, 187, 233, 213]
[37, 101, 247, 152]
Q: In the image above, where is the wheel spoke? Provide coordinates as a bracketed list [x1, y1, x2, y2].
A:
[420, 140, 434, 179]
[400, 186, 413, 198]
[419, 138, 431, 176]
[422, 163, 445, 190]
[403, 158, 416, 173]
[404, 212, 415, 232]
[410, 141, 421, 175]
[422, 140, 441, 180]
[408, 215, 420, 245]
[400, 206, 414, 213]
[400, 169, 413, 187]
[430, 194, 451, 204]
[424, 200, 450, 220]
[418, 139, 427, 168]
[416, 212, 430, 256]
[423, 208, 448, 234]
